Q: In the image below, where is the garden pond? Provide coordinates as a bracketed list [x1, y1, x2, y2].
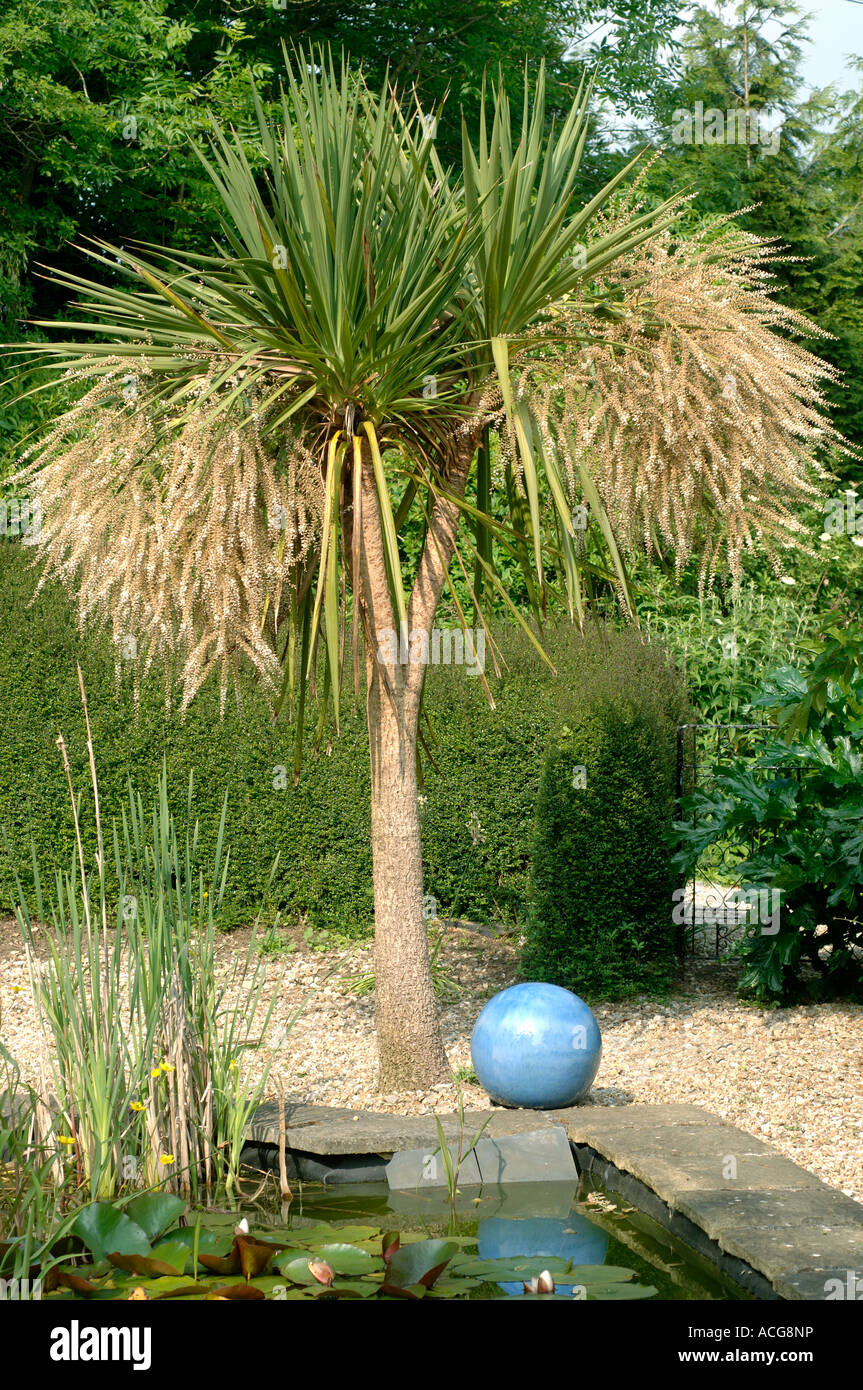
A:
[14, 1174, 756, 1302]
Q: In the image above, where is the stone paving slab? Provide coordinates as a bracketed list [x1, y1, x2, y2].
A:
[595, 1147, 822, 1198]
[386, 1143, 482, 1189]
[248, 1099, 558, 1155]
[714, 1225, 863, 1285]
[554, 1102, 719, 1132]
[557, 1109, 821, 1198]
[555, 1102, 863, 1299]
[773, 1268, 863, 1301]
[473, 1128, 577, 1184]
[675, 1186, 863, 1240]
[384, 1127, 577, 1189]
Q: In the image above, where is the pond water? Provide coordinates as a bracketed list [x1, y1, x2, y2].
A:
[211, 1171, 753, 1301]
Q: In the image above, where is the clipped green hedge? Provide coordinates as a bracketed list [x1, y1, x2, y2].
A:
[0, 549, 376, 932]
[0, 550, 588, 933]
[1, 549, 685, 943]
[522, 628, 688, 998]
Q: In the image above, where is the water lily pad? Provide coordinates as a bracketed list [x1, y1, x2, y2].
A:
[166, 1227, 232, 1255]
[149, 1241, 191, 1274]
[450, 1255, 574, 1280]
[270, 1223, 375, 1247]
[562, 1265, 637, 1283]
[73, 1204, 150, 1263]
[425, 1275, 487, 1295]
[588, 1283, 657, 1300]
[384, 1239, 457, 1289]
[125, 1193, 186, 1242]
[107, 1241, 189, 1277]
[50, 1270, 100, 1297]
[198, 1234, 277, 1279]
[312, 1244, 384, 1275]
[301, 1225, 382, 1246]
[206, 1283, 266, 1300]
[279, 1256, 321, 1285]
[129, 1276, 207, 1298]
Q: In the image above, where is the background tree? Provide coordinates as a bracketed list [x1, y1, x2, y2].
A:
[628, 2, 863, 459]
[0, 0, 684, 488]
[0, 0, 683, 335]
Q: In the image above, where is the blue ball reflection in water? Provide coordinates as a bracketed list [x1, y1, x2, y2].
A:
[477, 1210, 609, 1296]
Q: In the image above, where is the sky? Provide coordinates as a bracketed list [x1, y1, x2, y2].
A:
[779, 0, 861, 94]
[573, 1, 861, 139]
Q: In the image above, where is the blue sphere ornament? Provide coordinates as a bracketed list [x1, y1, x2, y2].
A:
[470, 982, 602, 1109]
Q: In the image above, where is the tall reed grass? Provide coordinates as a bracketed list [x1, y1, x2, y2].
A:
[8, 670, 286, 1206]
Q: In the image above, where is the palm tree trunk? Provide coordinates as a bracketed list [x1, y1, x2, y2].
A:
[366, 657, 449, 1088]
[352, 428, 481, 1091]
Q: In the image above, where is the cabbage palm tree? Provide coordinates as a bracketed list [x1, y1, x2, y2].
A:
[13, 53, 842, 1088]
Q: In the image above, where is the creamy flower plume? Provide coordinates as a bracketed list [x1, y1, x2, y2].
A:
[503, 208, 852, 591]
[13, 366, 323, 712]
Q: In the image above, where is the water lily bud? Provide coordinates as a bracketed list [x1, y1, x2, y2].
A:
[308, 1259, 334, 1287]
[523, 1270, 556, 1295]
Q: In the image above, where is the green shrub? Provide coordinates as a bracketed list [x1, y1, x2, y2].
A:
[5, 547, 547, 931]
[522, 627, 688, 998]
[673, 622, 863, 1004]
[636, 573, 818, 725]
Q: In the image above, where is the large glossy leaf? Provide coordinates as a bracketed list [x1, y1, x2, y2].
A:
[383, 1239, 458, 1289]
[125, 1193, 186, 1243]
[72, 1204, 151, 1263]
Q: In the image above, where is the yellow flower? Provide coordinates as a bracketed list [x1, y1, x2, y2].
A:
[160, 1063, 175, 1074]
[150, 1068, 161, 1078]
[159, 1154, 174, 1165]
[129, 1101, 145, 1112]
[57, 1135, 75, 1145]
[228, 1059, 237, 1071]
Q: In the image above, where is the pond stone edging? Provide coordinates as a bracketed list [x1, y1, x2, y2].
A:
[246, 1098, 863, 1300]
[557, 1102, 863, 1301]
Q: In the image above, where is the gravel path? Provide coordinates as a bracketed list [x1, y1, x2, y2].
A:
[2, 919, 861, 1202]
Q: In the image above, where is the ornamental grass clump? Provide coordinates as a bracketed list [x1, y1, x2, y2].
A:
[17, 370, 322, 714]
[506, 201, 854, 594]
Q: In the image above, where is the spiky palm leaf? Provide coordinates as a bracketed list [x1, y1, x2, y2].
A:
[8, 51, 842, 734]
